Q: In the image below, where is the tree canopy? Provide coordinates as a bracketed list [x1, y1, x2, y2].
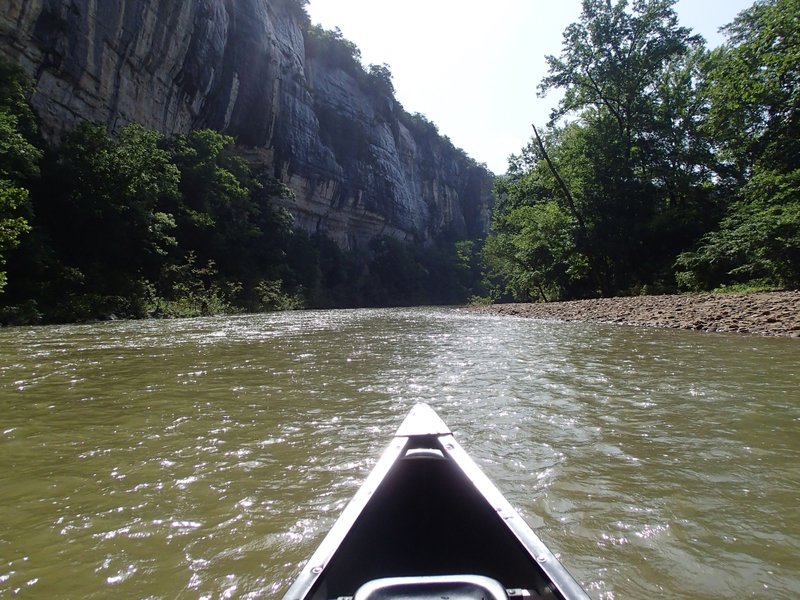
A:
[675, 0, 800, 290]
[0, 59, 485, 323]
[4, 1, 797, 321]
[484, 0, 799, 301]
[0, 61, 40, 293]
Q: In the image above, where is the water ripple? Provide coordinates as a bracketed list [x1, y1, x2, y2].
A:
[1, 308, 798, 598]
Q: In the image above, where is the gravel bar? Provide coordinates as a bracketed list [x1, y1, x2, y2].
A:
[468, 291, 800, 338]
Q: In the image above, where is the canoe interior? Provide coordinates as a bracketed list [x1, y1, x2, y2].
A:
[311, 435, 555, 599]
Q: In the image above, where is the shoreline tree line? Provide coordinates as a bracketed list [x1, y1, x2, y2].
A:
[0, 0, 486, 325]
[483, 0, 798, 302]
[1, 0, 797, 324]
[0, 70, 479, 325]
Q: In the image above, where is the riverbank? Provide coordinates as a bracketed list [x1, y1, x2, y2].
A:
[468, 291, 800, 337]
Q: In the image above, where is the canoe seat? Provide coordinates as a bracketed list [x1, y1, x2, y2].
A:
[352, 574, 509, 599]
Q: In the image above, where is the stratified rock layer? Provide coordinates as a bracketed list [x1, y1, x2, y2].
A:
[0, 0, 492, 250]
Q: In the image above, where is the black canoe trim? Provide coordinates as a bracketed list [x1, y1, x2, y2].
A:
[281, 404, 590, 600]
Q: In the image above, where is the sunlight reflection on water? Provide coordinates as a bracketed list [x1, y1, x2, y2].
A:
[0, 308, 798, 598]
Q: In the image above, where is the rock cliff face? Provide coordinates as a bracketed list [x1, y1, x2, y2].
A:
[0, 0, 492, 249]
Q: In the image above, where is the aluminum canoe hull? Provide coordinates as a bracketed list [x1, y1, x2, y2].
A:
[281, 403, 590, 600]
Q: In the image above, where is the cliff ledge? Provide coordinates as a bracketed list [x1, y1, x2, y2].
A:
[0, 0, 492, 250]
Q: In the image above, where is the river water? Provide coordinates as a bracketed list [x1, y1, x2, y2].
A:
[0, 308, 798, 599]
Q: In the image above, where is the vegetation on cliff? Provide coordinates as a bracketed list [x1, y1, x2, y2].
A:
[0, 128, 481, 324]
[0, 66, 482, 324]
[3, 0, 795, 323]
[0, 60, 40, 295]
[0, 0, 495, 325]
[483, 0, 799, 303]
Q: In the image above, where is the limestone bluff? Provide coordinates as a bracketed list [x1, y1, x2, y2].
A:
[0, 0, 492, 250]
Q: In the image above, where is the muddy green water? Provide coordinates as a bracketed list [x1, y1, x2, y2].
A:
[1, 308, 798, 599]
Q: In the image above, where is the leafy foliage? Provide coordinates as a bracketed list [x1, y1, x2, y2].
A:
[147, 252, 237, 318]
[485, 0, 797, 300]
[703, 0, 799, 173]
[0, 86, 483, 323]
[676, 167, 800, 290]
[0, 60, 41, 293]
[304, 25, 363, 75]
[366, 63, 395, 96]
[0, 181, 32, 293]
[37, 122, 180, 311]
[676, 0, 800, 290]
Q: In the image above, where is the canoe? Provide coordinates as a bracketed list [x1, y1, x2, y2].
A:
[281, 403, 590, 600]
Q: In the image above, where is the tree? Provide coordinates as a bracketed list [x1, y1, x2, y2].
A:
[0, 178, 32, 293]
[539, 0, 702, 165]
[0, 60, 41, 293]
[483, 200, 588, 302]
[677, 0, 800, 290]
[703, 0, 799, 175]
[39, 123, 179, 315]
[304, 25, 363, 74]
[485, 124, 595, 301]
[367, 63, 395, 96]
[169, 129, 260, 277]
[485, 0, 717, 299]
[676, 168, 800, 289]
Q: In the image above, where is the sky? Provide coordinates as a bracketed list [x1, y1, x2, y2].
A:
[305, 0, 756, 174]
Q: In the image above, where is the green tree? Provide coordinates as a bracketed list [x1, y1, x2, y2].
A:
[367, 63, 395, 96]
[304, 25, 362, 74]
[539, 0, 702, 165]
[485, 124, 594, 301]
[541, 0, 709, 283]
[677, 0, 800, 290]
[167, 130, 315, 313]
[0, 179, 32, 293]
[149, 251, 238, 317]
[676, 169, 800, 289]
[39, 123, 179, 317]
[169, 129, 260, 277]
[703, 0, 799, 175]
[485, 0, 717, 300]
[0, 60, 41, 293]
[484, 201, 589, 302]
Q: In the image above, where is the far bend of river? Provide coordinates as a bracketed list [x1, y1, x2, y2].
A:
[1, 308, 798, 599]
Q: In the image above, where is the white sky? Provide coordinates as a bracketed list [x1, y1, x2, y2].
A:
[305, 0, 756, 174]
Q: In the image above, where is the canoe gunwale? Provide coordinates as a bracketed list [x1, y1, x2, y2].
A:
[280, 404, 590, 600]
[439, 432, 590, 600]
[281, 437, 407, 600]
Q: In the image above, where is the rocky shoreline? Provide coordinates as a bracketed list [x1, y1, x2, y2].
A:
[468, 291, 800, 338]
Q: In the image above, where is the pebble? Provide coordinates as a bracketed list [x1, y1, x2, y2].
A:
[469, 291, 800, 338]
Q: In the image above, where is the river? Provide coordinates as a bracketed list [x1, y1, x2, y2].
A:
[1, 307, 798, 599]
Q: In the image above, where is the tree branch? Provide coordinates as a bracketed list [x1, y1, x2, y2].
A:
[531, 123, 587, 235]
